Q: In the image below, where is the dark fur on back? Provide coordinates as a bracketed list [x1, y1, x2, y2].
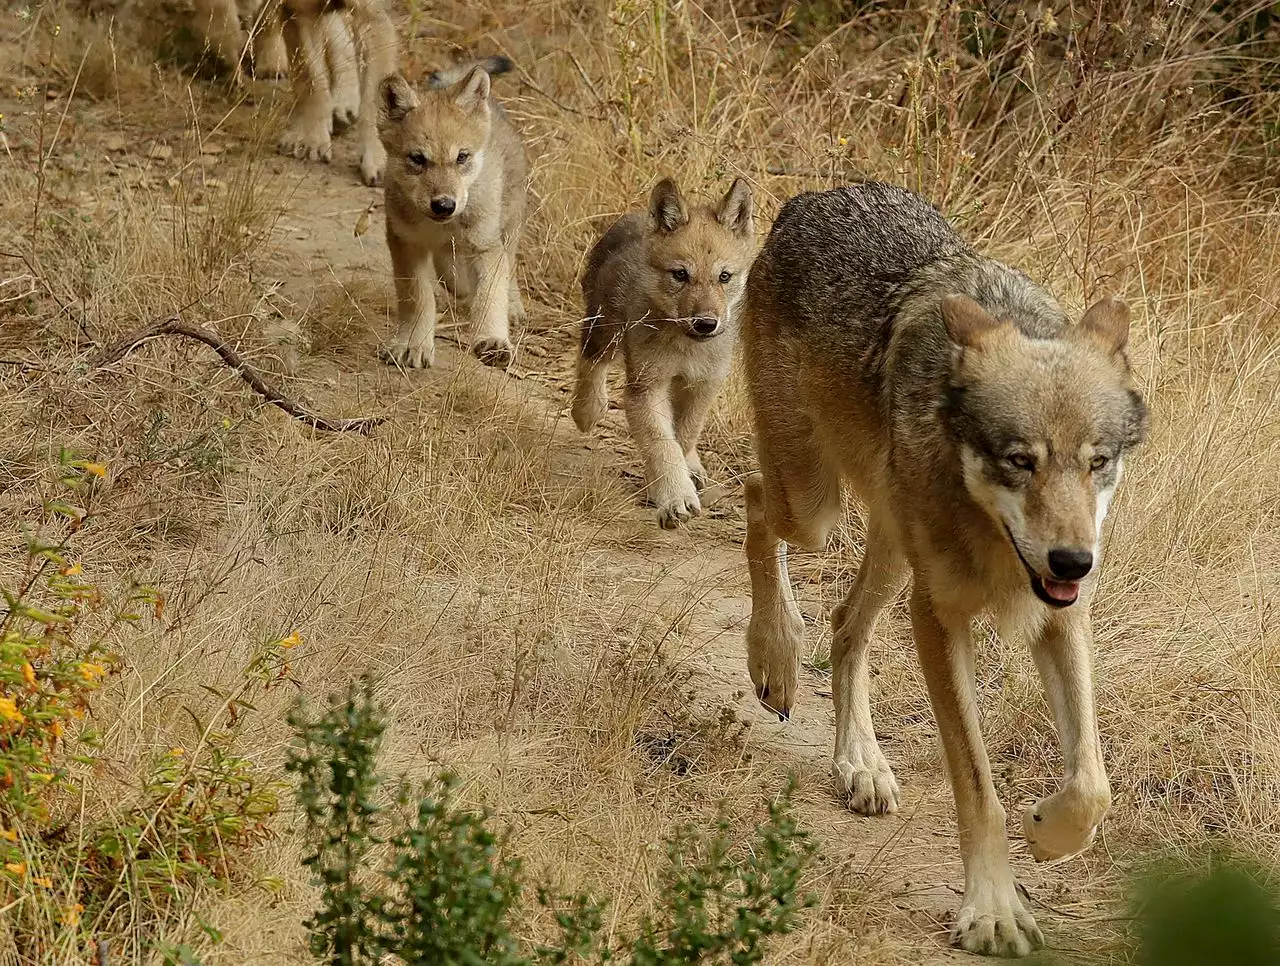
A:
[426, 55, 515, 90]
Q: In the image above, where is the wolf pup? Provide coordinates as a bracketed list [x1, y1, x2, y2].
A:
[377, 57, 528, 371]
[572, 177, 754, 528]
[741, 181, 1149, 956]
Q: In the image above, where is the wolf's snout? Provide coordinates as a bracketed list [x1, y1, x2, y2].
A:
[690, 316, 721, 338]
[430, 197, 457, 218]
[1047, 548, 1093, 581]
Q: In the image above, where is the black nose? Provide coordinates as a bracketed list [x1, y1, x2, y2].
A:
[1047, 548, 1093, 580]
[430, 197, 456, 216]
[691, 317, 719, 336]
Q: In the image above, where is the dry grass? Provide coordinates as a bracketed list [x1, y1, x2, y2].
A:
[1, 0, 1279, 963]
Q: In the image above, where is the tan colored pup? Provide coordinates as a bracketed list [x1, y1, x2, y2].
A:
[741, 181, 1149, 956]
[573, 177, 754, 528]
[377, 58, 529, 371]
[192, 0, 290, 83]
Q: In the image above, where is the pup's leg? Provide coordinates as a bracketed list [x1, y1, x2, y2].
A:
[744, 474, 803, 718]
[1022, 604, 1110, 862]
[248, 0, 288, 80]
[626, 377, 699, 528]
[572, 314, 620, 432]
[672, 377, 720, 490]
[278, 4, 334, 163]
[829, 515, 907, 814]
[470, 246, 515, 369]
[910, 587, 1043, 957]
[381, 232, 437, 369]
[193, 0, 249, 84]
[322, 11, 359, 131]
[439, 245, 474, 301]
[349, 0, 397, 186]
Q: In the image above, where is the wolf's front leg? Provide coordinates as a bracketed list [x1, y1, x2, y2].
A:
[382, 235, 436, 369]
[470, 246, 515, 369]
[1023, 605, 1111, 862]
[321, 12, 359, 131]
[672, 378, 720, 490]
[910, 587, 1043, 957]
[351, 0, 397, 185]
[625, 380, 700, 528]
[279, 8, 334, 162]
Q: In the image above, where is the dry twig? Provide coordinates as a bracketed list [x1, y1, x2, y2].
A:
[90, 316, 384, 435]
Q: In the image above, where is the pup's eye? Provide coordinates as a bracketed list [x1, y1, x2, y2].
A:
[1005, 453, 1035, 472]
[456, 150, 470, 165]
[718, 270, 733, 284]
[407, 151, 428, 168]
[671, 268, 689, 283]
[1090, 454, 1110, 471]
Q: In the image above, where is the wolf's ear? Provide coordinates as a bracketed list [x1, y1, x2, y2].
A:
[1075, 297, 1130, 354]
[649, 178, 688, 233]
[715, 177, 754, 237]
[379, 73, 419, 123]
[941, 294, 1004, 347]
[454, 66, 491, 113]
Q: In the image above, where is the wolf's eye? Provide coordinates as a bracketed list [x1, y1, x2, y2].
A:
[407, 151, 428, 168]
[671, 268, 689, 283]
[456, 150, 470, 165]
[1090, 454, 1110, 471]
[718, 270, 733, 284]
[1005, 453, 1035, 472]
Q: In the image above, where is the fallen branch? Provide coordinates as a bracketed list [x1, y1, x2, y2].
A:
[90, 316, 384, 435]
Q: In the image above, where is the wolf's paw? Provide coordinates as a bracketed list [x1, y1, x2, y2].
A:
[952, 878, 1043, 957]
[571, 389, 606, 433]
[331, 100, 359, 133]
[685, 450, 708, 490]
[380, 336, 434, 370]
[833, 749, 900, 815]
[1022, 783, 1109, 862]
[359, 141, 387, 187]
[278, 120, 332, 163]
[653, 476, 701, 530]
[473, 337, 514, 369]
[745, 602, 802, 720]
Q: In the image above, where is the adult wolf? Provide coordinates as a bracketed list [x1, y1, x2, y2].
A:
[741, 181, 1149, 956]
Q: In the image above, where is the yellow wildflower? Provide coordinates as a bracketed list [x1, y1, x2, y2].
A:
[169, 747, 185, 757]
[278, 631, 303, 650]
[29, 773, 54, 783]
[33, 876, 52, 889]
[61, 902, 84, 926]
[49, 719, 64, 740]
[0, 828, 16, 842]
[0, 697, 24, 724]
[4, 862, 26, 877]
[77, 663, 107, 683]
[21, 662, 35, 687]
[61, 562, 83, 576]
[81, 462, 107, 478]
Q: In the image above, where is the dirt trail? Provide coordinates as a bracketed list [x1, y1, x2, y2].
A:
[247, 145, 1108, 962]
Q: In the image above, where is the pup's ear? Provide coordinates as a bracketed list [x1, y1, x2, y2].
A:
[379, 73, 419, 123]
[454, 66, 491, 113]
[715, 177, 754, 237]
[940, 294, 1006, 347]
[649, 178, 688, 233]
[1075, 297, 1131, 355]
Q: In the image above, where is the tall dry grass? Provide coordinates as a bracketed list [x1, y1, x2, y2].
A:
[1, 0, 1279, 962]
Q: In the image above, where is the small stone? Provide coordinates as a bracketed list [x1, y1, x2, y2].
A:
[199, 141, 224, 155]
[104, 134, 126, 152]
[148, 143, 173, 161]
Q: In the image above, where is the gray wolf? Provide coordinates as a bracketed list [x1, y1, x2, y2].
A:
[377, 58, 529, 370]
[741, 181, 1149, 956]
[191, 0, 290, 83]
[572, 177, 755, 528]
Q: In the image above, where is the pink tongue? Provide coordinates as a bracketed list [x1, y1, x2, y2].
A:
[1043, 579, 1080, 602]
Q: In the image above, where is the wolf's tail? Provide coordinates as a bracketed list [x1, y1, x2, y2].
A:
[425, 55, 515, 90]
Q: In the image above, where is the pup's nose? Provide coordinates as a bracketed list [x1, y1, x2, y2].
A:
[430, 197, 456, 217]
[691, 317, 720, 337]
[1048, 548, 1093, 580]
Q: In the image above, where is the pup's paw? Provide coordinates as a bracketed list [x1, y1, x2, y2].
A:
[278, 120, 332, 163]
[571, 389, 606, 433]
[1022, 783, 1109, 862]
[832, 748, 900, 815]
[473, 337, 514, 370]
[952, 878, 1043, 957]
[358, 140, 386, 187]
[685, 450, 707, 490]
[653, 476, 701, 529]
[380, 337, 434, 370]
[745, 600, 802, 719]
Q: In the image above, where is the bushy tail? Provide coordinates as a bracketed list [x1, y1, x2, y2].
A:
[425, 55, 515, 90]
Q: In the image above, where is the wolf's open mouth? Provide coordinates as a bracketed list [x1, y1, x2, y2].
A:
[1005, 527, 1080, 608]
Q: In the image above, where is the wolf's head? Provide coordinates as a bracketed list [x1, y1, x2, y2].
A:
[940, 294, 1150, 608]
[377, 68, 494, 223]
[636, 177, 755, 341]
